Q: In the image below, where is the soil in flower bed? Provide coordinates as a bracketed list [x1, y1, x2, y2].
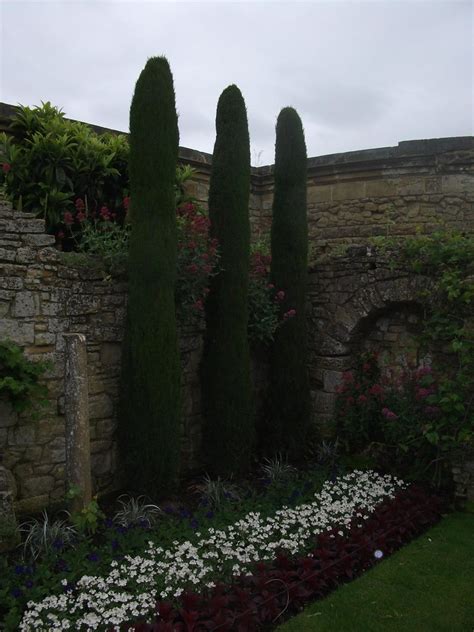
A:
[277, 511, 474, 632]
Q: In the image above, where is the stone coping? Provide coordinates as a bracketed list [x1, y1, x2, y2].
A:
[1, 102, 472, 179]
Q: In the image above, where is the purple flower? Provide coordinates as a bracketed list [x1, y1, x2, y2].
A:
[87, 551, 100, 562]
[190, 518, 199, 530]
[205, 510, 214, 520]
[14, 565, 24, 575]
[25, 579, 34, 589]
[11, 587, 23, 598]
[111, 539, 119, 551]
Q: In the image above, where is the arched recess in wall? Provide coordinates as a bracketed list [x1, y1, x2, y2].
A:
[311, 273, 434, 432]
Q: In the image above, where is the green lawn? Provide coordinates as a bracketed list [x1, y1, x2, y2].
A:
[277, 513, 474, 632]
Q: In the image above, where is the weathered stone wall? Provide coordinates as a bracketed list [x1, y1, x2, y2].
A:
[257, 137, 474, 262]
[0, 199, 204, 514]
[306, 247, 434, 430]
[4, 104, 471, 258]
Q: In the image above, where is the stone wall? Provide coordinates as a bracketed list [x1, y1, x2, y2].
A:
[256, 137, 474, 261]
[306, 246, 433, 430]
[0, 199, 204, 514]
[2, 103, 472, 259]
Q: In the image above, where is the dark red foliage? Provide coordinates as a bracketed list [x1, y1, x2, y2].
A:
[118, 485, 443, 632]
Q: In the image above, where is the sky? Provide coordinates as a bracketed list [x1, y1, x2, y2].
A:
[0, 0, 472, 165]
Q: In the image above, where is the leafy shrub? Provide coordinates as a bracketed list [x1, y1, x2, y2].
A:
[0, 102, 129, 232]
[335, 351, 471, 486]
[0, 341, 49, 414]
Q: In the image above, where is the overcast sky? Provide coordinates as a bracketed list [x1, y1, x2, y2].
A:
[0, 0, 472, 165]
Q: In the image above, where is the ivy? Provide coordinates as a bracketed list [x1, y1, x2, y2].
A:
[0, 341, 50, 414]
[372, 230, 474, 464]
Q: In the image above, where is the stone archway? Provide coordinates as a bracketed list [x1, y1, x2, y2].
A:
[307, 254, 433, 434]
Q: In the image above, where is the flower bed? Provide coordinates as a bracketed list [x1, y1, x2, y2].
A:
[15, 471, 432, 631]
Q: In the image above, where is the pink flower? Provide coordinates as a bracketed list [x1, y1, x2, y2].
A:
[2, 162, 11, 173]
[342, 371, 354, 383]
[76, 211, 86, 223]
[283, 308, 296, 320]
[357, 394, 368, 404]
[382, 407, 398, 420]
[192, 299, 203, 311]
[63, 211, 74, 225]
[123, 196, 130, 210]
[99, 205, 110, 220]
[369, 384, 384, 396]
[416, 388, 431, 400]
[275, 290, 285, 302]
[75, 198, 85, 210]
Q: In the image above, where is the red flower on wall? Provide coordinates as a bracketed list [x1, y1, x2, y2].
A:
[2, 163, 11, 173]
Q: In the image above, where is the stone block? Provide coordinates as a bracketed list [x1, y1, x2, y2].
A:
[12, 291, 39, 318]
[0, 402, 18, 428]
[308, 185, 332, 204]
[9, 425, 36, 446]
[397, 178, 425, 195]
[15, 494, 49, 516]
[91, 450, 112, 477]
[365, 180, 397, 197]
[89, 393, 113, 419]
[332, 181, 366, 201]
[15, 248, 37, 264]
[0, 320, 35, 345]
[441, 174, 474, 194]
[22, 233, 56, 247]
[314, 391, 336, 414]
[43, 436, 66, 463]
[22, 475, 54, 497]
[100, 342, 122, 366]
[323, 370, 344, 393]
[34, 332, 57, 346]
[0, 275, 24, 290]
[0, 248, 16, 262]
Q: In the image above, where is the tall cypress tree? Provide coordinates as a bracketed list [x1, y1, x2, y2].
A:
[119, 57, 180, 495]
[268, 107, 310, 458]
[201, 85, 253, 477]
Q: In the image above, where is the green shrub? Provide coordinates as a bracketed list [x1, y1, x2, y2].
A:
[201, 85, 254, 477]
[118, 57, 181, 495]
[0, 341, 49, 414]
[0, 102, 129, 232]
[267, 107, 310, 458]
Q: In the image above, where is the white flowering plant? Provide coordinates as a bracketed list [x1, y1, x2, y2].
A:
[15, 470, 415, 631]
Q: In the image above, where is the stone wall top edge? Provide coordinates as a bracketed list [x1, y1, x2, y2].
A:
[2, 103, 471, 179]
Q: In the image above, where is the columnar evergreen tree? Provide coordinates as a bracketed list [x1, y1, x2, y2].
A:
[268, 107, 310, 458]
[119, 57, 181, 495]
[201, 85, 254, 477]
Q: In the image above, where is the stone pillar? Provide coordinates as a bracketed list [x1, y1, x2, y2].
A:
[63, 334, 92, 513]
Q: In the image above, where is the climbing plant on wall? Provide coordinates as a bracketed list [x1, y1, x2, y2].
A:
[201, 84, 254, 477]
[118, 57, 181, 495]
[267, 107, 310, 459]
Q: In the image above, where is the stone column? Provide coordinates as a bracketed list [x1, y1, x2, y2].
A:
[63, 334, 92, 513]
